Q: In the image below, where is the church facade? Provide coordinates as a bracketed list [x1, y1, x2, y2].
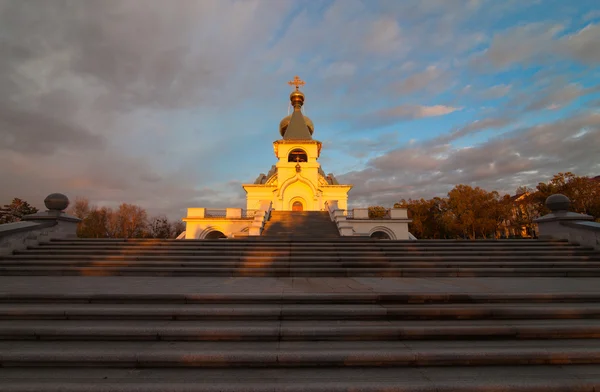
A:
[183, 77, 411, 240]
[243, 76, 352, 213]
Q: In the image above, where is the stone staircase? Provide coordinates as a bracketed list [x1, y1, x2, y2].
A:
[1, 238, 600, 277]
[261, 211, 340, 238]
[1, 238, 600, 390]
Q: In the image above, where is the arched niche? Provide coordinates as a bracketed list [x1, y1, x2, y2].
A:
[290, 197, 306, 211]
[288, 148, 307, 162]
[205, 230, 227, 239]
[369, 226, 396, 240]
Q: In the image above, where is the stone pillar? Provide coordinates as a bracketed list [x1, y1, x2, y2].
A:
[353, 208, 369, 219]
[534, 194, 593, 240]
[226, 208, 242, 219]
[187, 208, 206, 218]
[390, 208, 408, 219]
[21, 193, 81, 239]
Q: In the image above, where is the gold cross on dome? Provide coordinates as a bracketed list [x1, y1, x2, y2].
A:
[288, 75, 305, 90]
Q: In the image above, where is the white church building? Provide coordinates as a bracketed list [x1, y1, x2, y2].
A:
[183, 76, 412, 240]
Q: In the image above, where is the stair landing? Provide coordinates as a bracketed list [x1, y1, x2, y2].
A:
[261, 211, 340, 238]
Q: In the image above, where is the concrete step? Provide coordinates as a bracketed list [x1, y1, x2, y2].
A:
[1, 366, 599, 392]
[1, 303, 599, 320]
[45, 238, 570, 243]
[3, 292, 599, 304]
[2, 292, 600, 304]
[1, 339, 599, 367]
[2, 266, 600, 277]
[14, 248, 597, 256]
[21, 244, 597, 254]
[32, 243, 587, 250]
[262, 212, 341, 238]
[1, 319, 600, 341]
[6, 253, 600, 261]
[33, 243, 582, 250]
[4, 260, 600, 269]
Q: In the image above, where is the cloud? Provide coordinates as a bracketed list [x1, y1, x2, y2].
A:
[583, 10, 600, 21]
[562, 24, 600, 64]
[340, 111, 600, 206]
[362, 17, 404, 54]
[0, 0, 292, 217]
[480, 84, 512, 99]
[394, 66, 445, 94]
[354, 104, 460, 129]
[430, 117, 515, 146]
[320, 62, 358, 78]
[475, 22, 600, 69]
[0, 105, 105, 154]
[508, 82, 599, 113]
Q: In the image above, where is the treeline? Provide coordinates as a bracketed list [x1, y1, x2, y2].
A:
[69, 198, 185, 239]
[0, 198, 39, 224]
[1, 196, 185, 239]
[387, 172, 600, 239]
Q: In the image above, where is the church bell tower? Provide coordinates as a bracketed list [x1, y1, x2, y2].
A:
[242, 76, 352, 212]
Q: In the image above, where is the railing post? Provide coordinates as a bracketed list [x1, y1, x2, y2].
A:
[21, 193, 81, 239]
[226, 208, 242, 219]
[187, 208, 206, 219]
[534, 194, 595, 243]
[353, 208, 369, 219]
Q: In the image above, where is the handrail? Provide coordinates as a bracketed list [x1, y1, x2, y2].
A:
[249, 201, 272, 236]
[325, 201, 351, 236]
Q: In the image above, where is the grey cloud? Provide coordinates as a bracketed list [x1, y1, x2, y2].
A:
[353, 105, 459, 130]
[0, 0, 292, 217]
[430, 117, 515, 146]
[562, 24, 600, 65]
[480, 84, 512, 99]
[0, 105, 105, 154]
[509, 82, 599, 112]
[339, 111, 600, 207]
[394, 66, 445, 94]
[476, 22, 600, 69]
[526, 83, 585, 111]
[0, 1, 291, 110]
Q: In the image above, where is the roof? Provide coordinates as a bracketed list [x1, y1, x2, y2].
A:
[283, 109, 313, 140]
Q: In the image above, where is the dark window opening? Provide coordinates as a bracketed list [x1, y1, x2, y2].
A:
[370, 231, 391, 240]
[288, 149, 307, 162]
[205, 230, 227, 239]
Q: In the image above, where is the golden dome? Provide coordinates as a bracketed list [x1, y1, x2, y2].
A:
[290, 90, 304, 107]
[279, 114, 314, 137]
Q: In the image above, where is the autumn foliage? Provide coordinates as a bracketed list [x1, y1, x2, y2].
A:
[390, 172, 600, 239]
[68, 198, 185, 239]
[3, 172, 598, 240]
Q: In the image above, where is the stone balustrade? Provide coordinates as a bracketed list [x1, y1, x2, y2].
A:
[534, 194, 600, 250]
[249, 201, 273, 236]
[0, 193, 81, 256]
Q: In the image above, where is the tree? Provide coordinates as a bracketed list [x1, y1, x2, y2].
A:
[147, 216, 172, 239]
[114, 203, 148, 238]
[0, 198, 38, 224]
[78, 207, 112, 238]
[172, 221, 186, 238]
[69, 197, 91, 220]
[530, 172, 600, 219]
[368, 206, 388, 219]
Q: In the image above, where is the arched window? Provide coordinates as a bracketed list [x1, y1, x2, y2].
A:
[205, 230, 227, 239]
[292, 201, 303, 211]
[370, 231, 391, 240]
[288, 149, 307, 162]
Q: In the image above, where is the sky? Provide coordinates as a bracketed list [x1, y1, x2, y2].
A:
[1, 0, 599, 219]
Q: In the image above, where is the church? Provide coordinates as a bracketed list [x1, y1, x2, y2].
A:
[183, 76, 411, 240]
